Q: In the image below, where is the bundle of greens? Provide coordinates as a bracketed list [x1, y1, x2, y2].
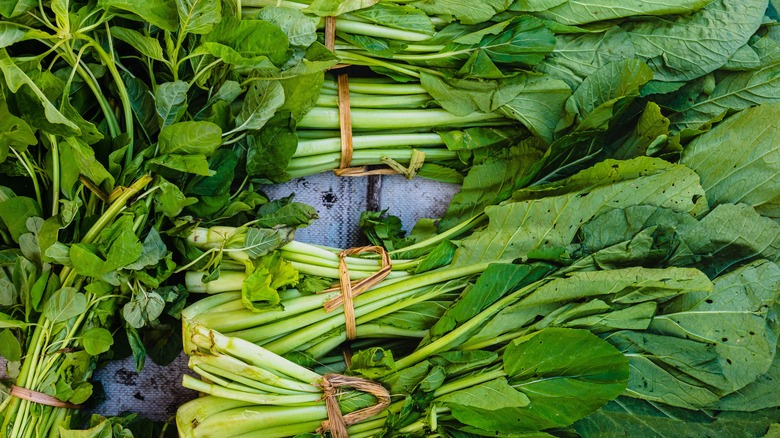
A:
[177, 109, 780, 434]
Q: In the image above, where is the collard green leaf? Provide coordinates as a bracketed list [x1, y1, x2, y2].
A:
[538, 27, 636, 88]
[649, 260, 780, 395]
[69, 244, 104, 278]
[244, 227, 295, 259]
[562, 59, 653, 132]
[61, 137, 114, 189]
[498, 73, 571, 142]
[148, 153, 213, 176]
[121, 71, 159, 140]
[241, 253, 298, 311]
[43, 287, 87, 323]
[158, 121, 222, 156]
[611, 101, 670, 160]
[110, 27, 165, 61]
[81, 327, 114, 355]
[623, 0, 765, 81]
[439, 139, 545, 231]
[411, 0, 512, 25]
[125, 228, 167, 270]
[255, 202, 317, 229]
[669, 36, 780, 131]
[176, 0, 221, 35]
[0, 0, 35, 18]
[465, 328, 628, 432]
[452, 158, 706, 266]
[574, 397, 780, 438]
[97, 0, 177, 31]
[439, 378, 531, 430]
[279, 73, 323, 121]
[511, 0, 712, 25]
[155, 81, 188, 127]
[234, 80, 285, 134]
[351, 3, 434, 35]
[303, 0, 377, 16]
[708, 348, 780, 412]
[680, 103, 780, 219]
[255, 7, 317, 48]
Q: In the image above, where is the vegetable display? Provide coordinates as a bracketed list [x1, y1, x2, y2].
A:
[0, 0, 779, 437]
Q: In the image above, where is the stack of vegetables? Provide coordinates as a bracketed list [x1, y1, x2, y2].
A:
[0, 0, 780, 437]
[174, 1, 780, 437]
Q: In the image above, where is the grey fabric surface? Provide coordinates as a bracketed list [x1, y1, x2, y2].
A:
[91, 173, 459, 421]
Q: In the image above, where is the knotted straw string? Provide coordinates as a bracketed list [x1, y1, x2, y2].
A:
[317, 373, 391, 438]
[319, 246, 392, 340]
[10, 385, 82, 409]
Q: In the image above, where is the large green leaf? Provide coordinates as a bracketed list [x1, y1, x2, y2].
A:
[255, 7, 318, 48]
[623, 0, 766, 81]
[202, 17, 290, 67]
[110, 27, 165, 61]
[562, 59, 653, 132]
[0, 94, 36, 163]
[97, 0, 177, 32]
[158, 121, 222, 156]
[176, 0, 221, 35]
[538, 27, 636, 88]
[438, 139, 545, 231]
[452, 158, 706, 266]
[233, 80, 285, 134]
[411, 0, 512, 25]
[511, 0, 713, 25]
[351, 3, 434, 35]
[575, 397, 780, 438]
[680, 104, 780, 219]
[492, 328, 627, 431]
[669, 35, 780, 131]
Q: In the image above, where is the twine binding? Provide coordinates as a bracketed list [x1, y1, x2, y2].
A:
[317, 373, 391, 438]
[319, 246, 392, 340]
[10, 385, 82, 409]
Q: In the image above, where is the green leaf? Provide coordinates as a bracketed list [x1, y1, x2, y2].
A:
[439, 139, 545, 231]
[176, 0, 221, 35]
[153, 177, 197, 217]
[43, 287, 87, 323]
[241, 253, 298, 311]
[708, 348, 780, 412]
[158, 121, 222, 155]
[244, 227, 295, 259]
[414, 240, 457, 274]
[680, 103, 780, 219]
[623, 0, 766, 81]
[255, 7, 318, 47]
[0, 328, 21, 361]
[0, 95, 36, 163]
[125, 228, 167, 270]
[303, 0, 377, 16]
[439, 378, 531, 429]
[123, 291, 165, 328]
[511, 0, 712, 25]
[498, 73, 572, 142]
[0, 0, 35, 18]
[0, 49, 79, 132]
[97, 0, 177, 32]
[279, 73, 323, 121]
[81, 327, 114, 356]
[125, 325, 146, 372]
[233, 80, 285, 134]
[411, 0, 512, 24]
[649, 260, 780, 396]
[121, 71, 160, 140]
[100, 217, 143, 272]
[449, 328, 627, 432]
[0, 196, 41, 243]
[539, 27, 636, 88]
[61, 136, 114, 189]
[245, 115, 298, 182]
[203, 17, 291, 67]
[575, 397, 780, 438]
[110, 27, 165, 61]
[59, 415, 113, 438]
[148, 153, 213, 176]
[351, 3, 434, 35]
[452, 158, 706, 266]
[155, 81, 188, 127]
[562, 59, 654, 132]
[69, 244, 105, 278]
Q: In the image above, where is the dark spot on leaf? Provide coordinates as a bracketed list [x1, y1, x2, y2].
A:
[692, 194, 702, 204]
[726, 358, 732, 365]
[722, 338, 728, 342]
[705, 299, 713, 304]
[749, 331, 756, 336]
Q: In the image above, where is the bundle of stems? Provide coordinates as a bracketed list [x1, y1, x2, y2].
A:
[288, 75, 518, 180]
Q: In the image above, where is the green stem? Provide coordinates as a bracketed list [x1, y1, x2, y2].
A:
[10, 148, 43, 210]
[49, 135, 60, 216]
[298, 106, 505, 130]
[294, 132, 443, 157]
